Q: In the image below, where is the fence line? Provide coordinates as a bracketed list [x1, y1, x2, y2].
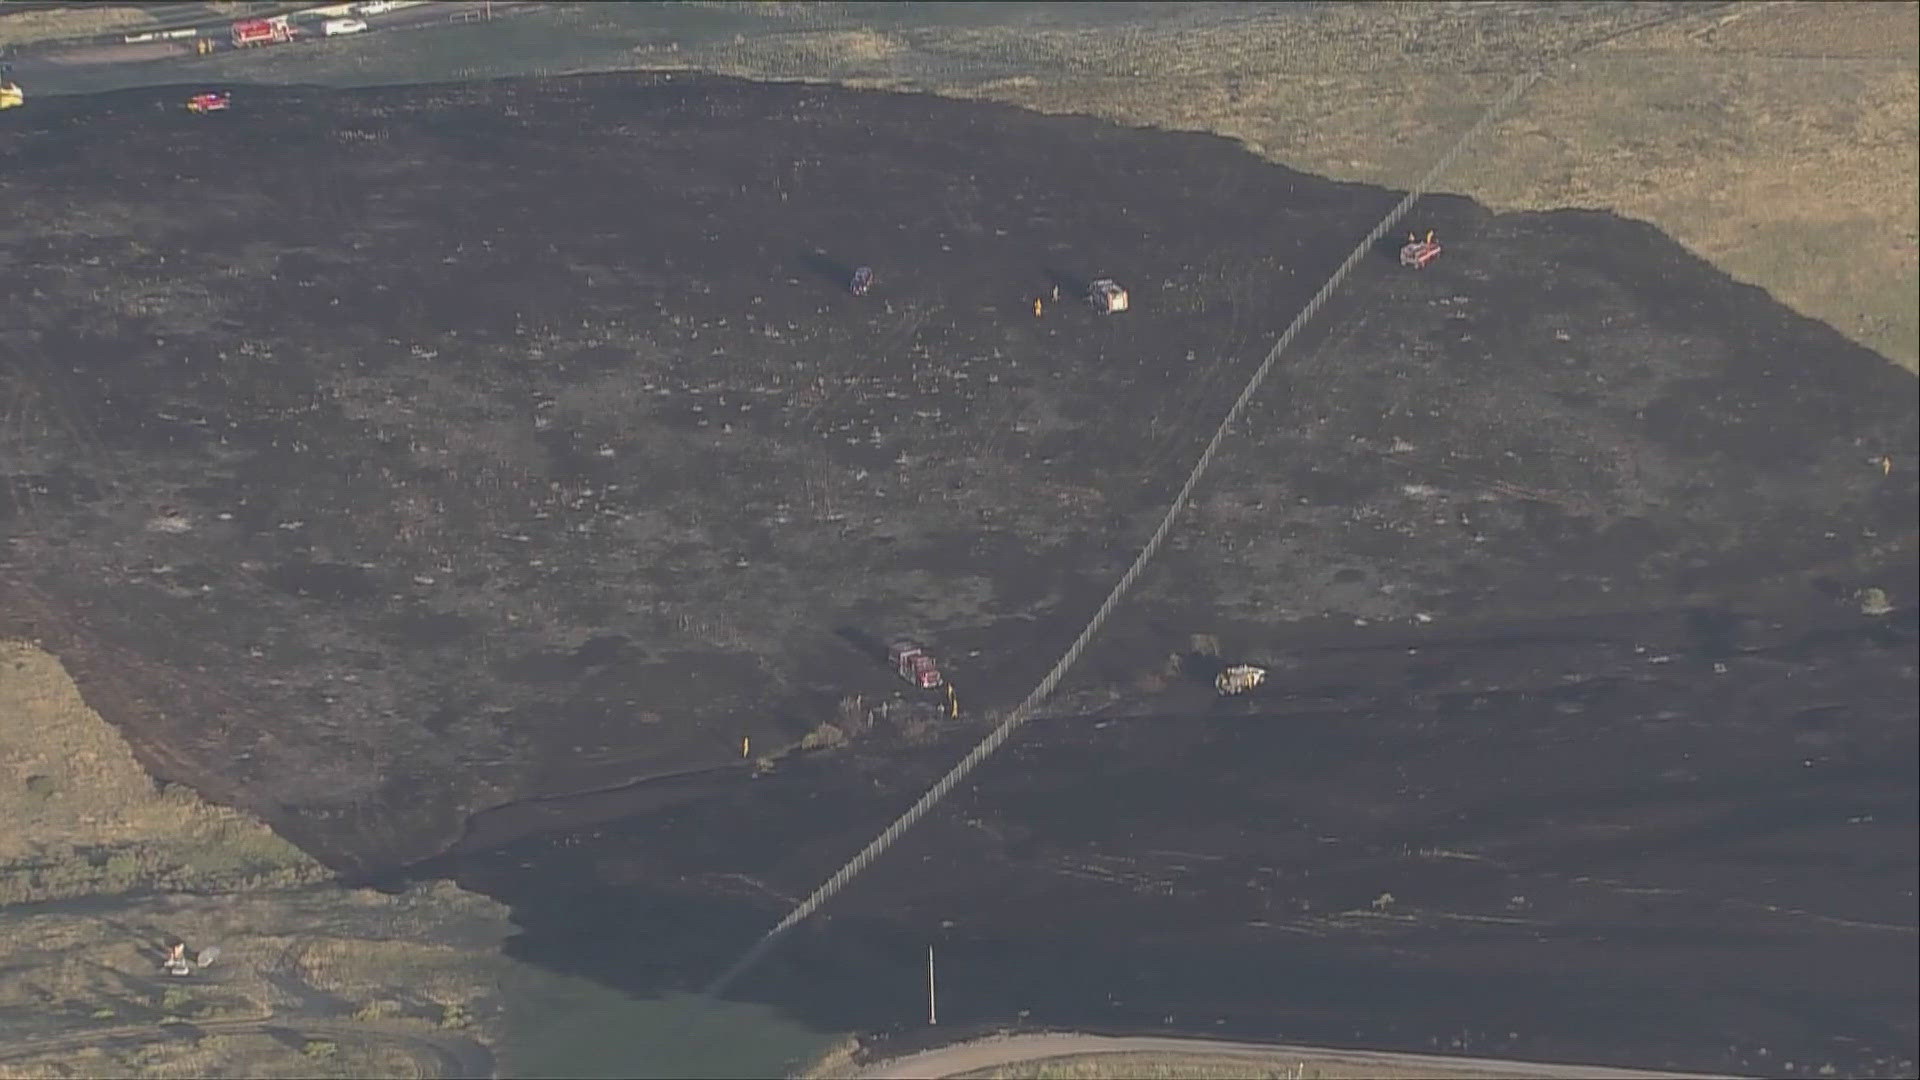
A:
[695, 64, 1545, 1008]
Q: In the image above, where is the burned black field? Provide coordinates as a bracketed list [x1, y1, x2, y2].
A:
[2, 73, 1915, 1076]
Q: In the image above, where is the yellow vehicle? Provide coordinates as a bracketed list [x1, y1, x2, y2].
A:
[0, 80, 24, 111]
[1215, 664, 1267, 696]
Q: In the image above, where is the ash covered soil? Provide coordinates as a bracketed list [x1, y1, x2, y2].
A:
[1, 73, 1914, 1076]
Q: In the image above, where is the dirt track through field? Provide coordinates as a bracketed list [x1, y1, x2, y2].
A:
[0, 1015, 492, 1079]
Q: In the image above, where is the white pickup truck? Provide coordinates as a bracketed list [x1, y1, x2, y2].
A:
[322, 17, 368, 36]
[353, 1, 396, 15]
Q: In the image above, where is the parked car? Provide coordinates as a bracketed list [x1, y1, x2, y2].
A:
[354, 1, 397, 15]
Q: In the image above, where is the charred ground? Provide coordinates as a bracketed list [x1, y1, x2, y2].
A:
[1, 73, 1914, 1077]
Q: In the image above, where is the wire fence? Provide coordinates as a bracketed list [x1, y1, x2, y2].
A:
[671, 0, 1797, 1029]
[694, 60, 1544, 1009]
[7, 9, 1905, 1076]
[21, 0, 1842, 1026]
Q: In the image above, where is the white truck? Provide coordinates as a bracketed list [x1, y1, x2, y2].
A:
[322, 17, 369, 37]
[1087, 278, 1129, 314]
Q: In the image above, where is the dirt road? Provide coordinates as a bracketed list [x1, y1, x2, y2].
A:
[854, 1033, 1738, 1080]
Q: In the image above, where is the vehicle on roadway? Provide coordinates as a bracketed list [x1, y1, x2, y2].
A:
[355, 0, 398, 14]
[850, 265, 874, 296]
[0, 79, 23, 111]
[231, 15, 296, 48]
[322, 17, 369, 37]
[186, 91, 232, 114]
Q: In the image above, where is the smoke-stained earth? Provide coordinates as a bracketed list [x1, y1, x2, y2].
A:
[2, 73, 1912, 1077]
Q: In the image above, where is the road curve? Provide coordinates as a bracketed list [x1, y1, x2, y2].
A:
[853, 1033, 1742, 1080]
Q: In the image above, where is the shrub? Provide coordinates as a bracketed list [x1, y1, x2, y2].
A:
[801, 722, 846, 750]
[836, 694, 870, 733]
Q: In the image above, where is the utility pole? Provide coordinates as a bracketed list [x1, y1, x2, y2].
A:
[927, 943, 937, 1026]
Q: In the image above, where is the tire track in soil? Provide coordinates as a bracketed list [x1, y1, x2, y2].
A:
[0, 938, 492, 1079]
[0, 1018, 494, 1079]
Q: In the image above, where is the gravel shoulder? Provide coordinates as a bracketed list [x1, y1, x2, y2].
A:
[851, 1033, 1737, 1080]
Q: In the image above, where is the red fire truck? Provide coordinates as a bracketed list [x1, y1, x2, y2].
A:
[231, 16, 296, 48]
[1399, 230, 1443, 270]
[889, 642, 943, 689]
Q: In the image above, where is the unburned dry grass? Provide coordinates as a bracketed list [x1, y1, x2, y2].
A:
[0, 879, 511, 1078]
[0, 6, 156, 47]
[0, 640, 324, 904]
[0, 639, 512, 1078]
[628, 1, 1919, 371]
[60, 3, 1907, 367]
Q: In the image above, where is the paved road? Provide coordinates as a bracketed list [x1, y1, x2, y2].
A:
[854, 1033, 1742, 1080]
[8, 0, 536, 85]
